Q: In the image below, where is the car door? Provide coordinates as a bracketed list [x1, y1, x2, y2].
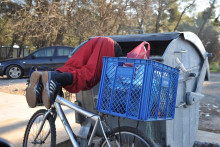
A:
[23, 47, 56, 70]
[53, 46, 74, 68]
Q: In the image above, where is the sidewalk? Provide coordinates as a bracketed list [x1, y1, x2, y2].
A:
[0, 92, 220, 146]
[196, 130, 220, 146]
[0, 92, 80, 147]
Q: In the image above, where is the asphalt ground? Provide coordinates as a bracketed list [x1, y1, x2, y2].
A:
[199, 73, 220, 133]
[0, 92, 80, 147]
[0, 73, 220, 146]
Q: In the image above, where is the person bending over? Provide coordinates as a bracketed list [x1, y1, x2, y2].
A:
[26, 37, 122, 109]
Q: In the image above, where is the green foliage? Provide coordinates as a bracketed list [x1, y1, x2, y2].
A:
[212, 15, 220, 32]
[168, 0, 180, 23]
[0, 16, 13, 46]
[0, 0, 219, 63]
[210, 62, 220, 72]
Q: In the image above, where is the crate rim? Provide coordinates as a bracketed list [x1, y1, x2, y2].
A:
[102, 56, 179, 73]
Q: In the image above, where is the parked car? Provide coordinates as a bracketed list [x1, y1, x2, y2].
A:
[0, 46, 75, 79]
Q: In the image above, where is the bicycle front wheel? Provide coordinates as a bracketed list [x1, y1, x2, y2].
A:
[99, 126, 156, 147]
[23, 109, 56, 147]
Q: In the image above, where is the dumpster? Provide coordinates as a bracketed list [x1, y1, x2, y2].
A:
[75, 32, 210, 147]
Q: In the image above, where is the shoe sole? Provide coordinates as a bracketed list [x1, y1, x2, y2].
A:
[42, 71, 51, 109]
[26, 71, 41, 108]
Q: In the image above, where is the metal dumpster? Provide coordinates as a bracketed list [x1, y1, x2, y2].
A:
[75, 32, 210, 147]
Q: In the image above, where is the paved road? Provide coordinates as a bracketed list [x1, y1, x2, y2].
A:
[0, 92, 80, 146]
[199, 73, 220, 133]
[0, 77, 27, 86]
[0, 73, 220, 146]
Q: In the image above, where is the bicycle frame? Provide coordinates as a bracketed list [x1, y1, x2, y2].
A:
[28, 95, 157, 147]
[54, 95, 111, 147]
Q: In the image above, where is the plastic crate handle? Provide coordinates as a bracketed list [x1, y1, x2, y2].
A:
[119, 61, 135, 67]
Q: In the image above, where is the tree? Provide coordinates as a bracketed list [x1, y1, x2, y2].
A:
[65, 0, 130, 44]
[0, 0, 219, 63]
[173, 0, 196, 31]
[153, 0, 170, 33]
[129, 0, 153, 33]
[0, 0, 22, 57]
[197, 0, 217, 37]
[212, 14, 219, 32]
[200, 25, 220, 62]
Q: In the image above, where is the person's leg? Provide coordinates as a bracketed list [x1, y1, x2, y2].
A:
[26, 70, 73, 108]
[37, 39, 120, 108]
[54, 71, 73, 86]
[26, 71, 43, 108]
[41, 71, 73, 109]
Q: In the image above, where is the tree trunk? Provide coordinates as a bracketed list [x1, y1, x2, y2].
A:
[155, 11, 161, 33]
[18, 45, 23, 58]
[17, 33, 26, 57]
[78, 36, 83, 45]
[7, 35, 17, 58]
[155, 0, 163, 33]
[197, 0, 216, 37]
[174, 10, 185, 32]
[173, 0, 196, 32]
[54, 29, 63, 45]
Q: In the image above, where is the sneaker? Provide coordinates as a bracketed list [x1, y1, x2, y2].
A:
[26, 71, 43, 108]
[42, 71, 60, 109]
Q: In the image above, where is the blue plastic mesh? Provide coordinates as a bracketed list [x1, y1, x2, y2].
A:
[158, 72, 170, 119]
[148, 69, 162, 119]
[127, 65, 145, 117]
[166, 73, 178, 118]
[97, 57, 179, 121]
[100, 62, 117, 111]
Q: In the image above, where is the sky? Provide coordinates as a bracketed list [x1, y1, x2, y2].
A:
[195, 0, 220, 17]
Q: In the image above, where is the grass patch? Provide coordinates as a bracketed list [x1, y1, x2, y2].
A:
[210, 62, 220, 72]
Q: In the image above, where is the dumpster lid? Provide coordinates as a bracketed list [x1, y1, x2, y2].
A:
[104, 32, 207, 59]
[105, 32, 180, 42]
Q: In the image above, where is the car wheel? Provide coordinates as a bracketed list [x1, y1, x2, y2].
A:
[6, 65, 23, 79]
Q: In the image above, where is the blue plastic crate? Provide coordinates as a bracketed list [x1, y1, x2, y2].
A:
[96, 57, 179, 121]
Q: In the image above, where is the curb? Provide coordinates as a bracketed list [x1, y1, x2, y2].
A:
[57, 139, 220, 147]
[194, 141, 220, 147]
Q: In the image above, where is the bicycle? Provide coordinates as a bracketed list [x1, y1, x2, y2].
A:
[23, 92, 157, 147]
[23, 56, 182, 147]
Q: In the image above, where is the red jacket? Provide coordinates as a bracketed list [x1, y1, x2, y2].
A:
[56, 37, 115, 93]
